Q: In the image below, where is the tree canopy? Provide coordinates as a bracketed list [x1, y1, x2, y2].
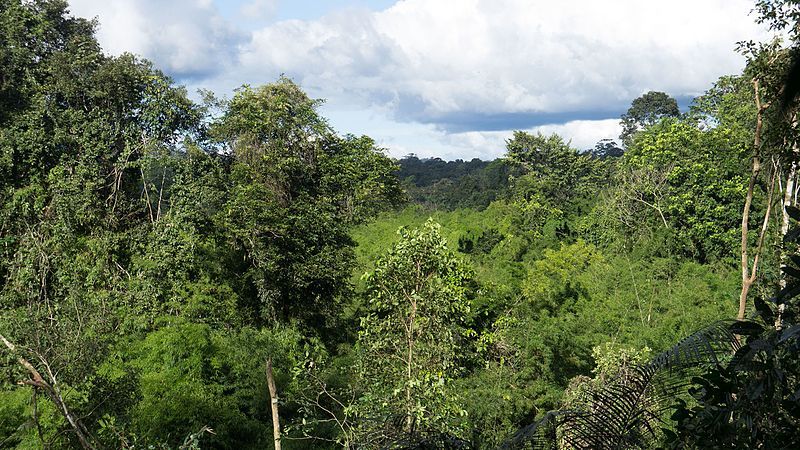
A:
[2, 0, 800, 449]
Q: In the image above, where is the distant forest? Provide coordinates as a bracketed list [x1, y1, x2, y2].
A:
[398, 139, 623, 210]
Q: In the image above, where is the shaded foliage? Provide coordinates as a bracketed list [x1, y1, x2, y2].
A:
[398, 156, 517, 210]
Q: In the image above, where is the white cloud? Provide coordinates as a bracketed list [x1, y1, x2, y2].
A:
[234, 0, 767, 123]
[66, 0, 769, 159]
[325, 106, 622, 160]
[440, 119, 623, 160]
[240, 0, 279, 21]
[68, 0, 244, 79]
[531, 119, 623, 151]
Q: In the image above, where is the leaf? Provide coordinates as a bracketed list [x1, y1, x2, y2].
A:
[661, 428, 679, 443]
[781, 265, 800, 279]
[776, 283, 800, 303]
[502, 322, 742, 449]
[779, 324, 800, 343]
[789, 254, 800, 267]
[784, 226, 800, 243]
[728, 321, 764, 336]
[786, 205, 800, 221]
[754, 297, 774, 324]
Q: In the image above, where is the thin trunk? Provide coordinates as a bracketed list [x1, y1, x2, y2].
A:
[780, 164, 794, 287]
[141, 168, 155, 224]
[266, 358, 281, 450]
[778, 144, 799, 330]
[156, 166, 166, 222]
[406, 297, 417, 433]
[739, 166, 776, 320]
[0, 334, 95, 450]
[739, 78, 774, 320]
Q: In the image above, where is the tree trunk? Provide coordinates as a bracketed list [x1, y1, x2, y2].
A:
[778, 149, 799, 329]
[266, 358, 281, 450]
[0, 334, 95, 450]
[406, 296, 417, 434]
[739, 78, 774, 321]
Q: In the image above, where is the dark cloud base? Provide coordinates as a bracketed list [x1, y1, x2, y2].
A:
[424, 110, 623, 133]
[398, 94, 699, 134]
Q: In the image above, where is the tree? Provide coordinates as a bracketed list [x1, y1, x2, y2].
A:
[354, 220, 474, 445]
[619, 91, 680, 146]
[667, 207, 800, 448]
[505, 132, 603, 214]
[589, 139, 624, 159]
[732, 38, 800, 321]
[611, 118, 748, 261]
[0, 2, 201, 447]
[211, 79, 402, 330]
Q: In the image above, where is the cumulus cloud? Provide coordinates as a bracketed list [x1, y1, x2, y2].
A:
[326, 107, 622, 160]
[441, 119, 623, 160]
[66, 0, 769, 159]
[68, 0, 245, 80]
[235, 0, 766, 130]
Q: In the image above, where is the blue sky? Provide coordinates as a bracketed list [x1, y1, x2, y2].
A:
[215, 0, 398, 24]
[68, 0, 767, 160]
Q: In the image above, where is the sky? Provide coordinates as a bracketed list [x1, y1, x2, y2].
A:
[67, 0, 770, 160]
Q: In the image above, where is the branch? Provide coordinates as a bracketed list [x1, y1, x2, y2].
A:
[0, 334, 96, 450]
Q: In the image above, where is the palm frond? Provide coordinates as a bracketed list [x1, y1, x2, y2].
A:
[502, 320, 744, 449]
[499, 411, 562, 450]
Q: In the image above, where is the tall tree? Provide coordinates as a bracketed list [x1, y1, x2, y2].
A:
[610, 118, 748, 261]
[211, 79, 402, 329]
[619, 91, 680, 146]
[0, 1, 201, 447]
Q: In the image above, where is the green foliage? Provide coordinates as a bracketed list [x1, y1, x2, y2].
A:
[398, 156, 517, 210]
[0, 388, 62, 449]
[0, 2, 403, 447]
[354, 220, 474, 444]
[506, 132, 603, 208]
[352, 211, 738, 449]
[666, 214, 800, 448]
[561, 343, 652, 412]
[96, 322, 308, 449]
[213, 80, 402, 329]
[522, 241, 603, 313]
[1, 1, 792, 448]
[503, 321, 744, 449]
[504, 132, 608, 246]
[588, 139, 625, 160]
[754, 0, 800, 41]
[609, 118, 749, 261]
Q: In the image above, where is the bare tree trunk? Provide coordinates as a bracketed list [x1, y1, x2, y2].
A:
[780, 163, 795, 285]
[141, 168, 155, 224]
[739, 165, 776, 320]
[266, 358, 281, 450]
[0, 334, 95, 450]
[778, 145, 799, 329]
[156, 166, 166, 221]
[739, 78, 775, 320]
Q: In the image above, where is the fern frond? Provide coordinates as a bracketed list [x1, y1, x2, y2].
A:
[503, 320, 745, 449]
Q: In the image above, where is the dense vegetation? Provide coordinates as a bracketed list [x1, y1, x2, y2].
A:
[397, 156, 517, 210]
[1, 0, 800, 449]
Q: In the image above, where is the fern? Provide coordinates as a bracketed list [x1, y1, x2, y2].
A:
[502, 321, 745, 449]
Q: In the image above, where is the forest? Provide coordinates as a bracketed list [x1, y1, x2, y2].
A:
[1, 0, 800, 448]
